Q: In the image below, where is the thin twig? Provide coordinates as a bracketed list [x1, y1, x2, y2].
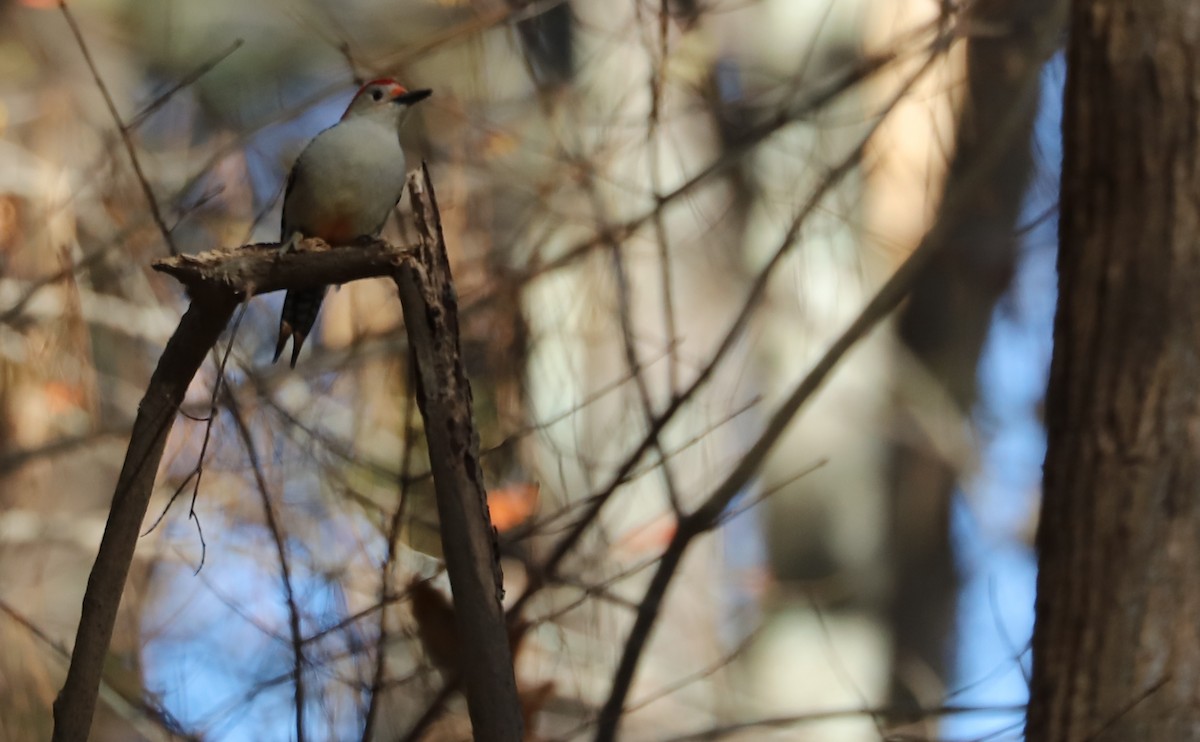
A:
[0, 245, 113, 327]
[511, 35, 948, 621]
[0, 598, 200, 741]
[141, 469, 199, 537]
[53, 238, 411, 741]
[526, 18, 942, 281]
[361, 362, 421, 741]
[1085, 675, 1171, 742]
[592, 30, 1044, 737]
[126, 39, 245, 131]
[188, 304, 248, 573]
[142, 303, 246, 569]
[0, 428, 121, 475]
[59, 0, 179, 256]
[53, 292, 239, 742]
[572, 150, 685, 515]
[661, 703, 1027, 742]
[400, 682, 458, 742]
[225, 392, 308, 742]
[647, 0, 679, 395]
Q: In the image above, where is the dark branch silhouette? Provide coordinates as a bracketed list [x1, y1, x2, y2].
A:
[52, 168, 522, 742]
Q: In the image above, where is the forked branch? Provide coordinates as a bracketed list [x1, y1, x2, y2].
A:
[52, 168, 521, 742]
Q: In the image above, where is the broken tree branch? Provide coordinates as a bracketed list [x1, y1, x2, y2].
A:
[52, 238, 421, 740]
[52, 289, 238, 742]
[53, 174, 520, 740]
[152, 237, 410, 295]
[394, 165, 523, 741]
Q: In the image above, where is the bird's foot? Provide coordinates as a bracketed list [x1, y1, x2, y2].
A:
[279, 232, 301, 255]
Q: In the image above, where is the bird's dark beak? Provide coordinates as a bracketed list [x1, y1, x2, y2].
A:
[394, 88, 432, 105]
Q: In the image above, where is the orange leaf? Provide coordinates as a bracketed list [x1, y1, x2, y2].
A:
[43, 381, 85, 413]
[482, 129, 519, 158]
[487, 482, 540, 532]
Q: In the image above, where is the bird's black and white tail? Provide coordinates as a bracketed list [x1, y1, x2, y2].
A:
[274, 286, 328, 368]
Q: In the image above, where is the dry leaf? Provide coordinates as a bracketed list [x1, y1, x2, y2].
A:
[487, 482, 540, 531]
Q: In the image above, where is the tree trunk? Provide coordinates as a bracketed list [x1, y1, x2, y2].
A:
[886, 0, 1060, 720]
[1028, 2, 1200, 740]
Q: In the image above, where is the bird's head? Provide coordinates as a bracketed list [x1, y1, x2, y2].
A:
[342, 78, 432, 127]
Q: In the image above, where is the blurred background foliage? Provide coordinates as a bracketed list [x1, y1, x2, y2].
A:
[0, 0, 1059, 739]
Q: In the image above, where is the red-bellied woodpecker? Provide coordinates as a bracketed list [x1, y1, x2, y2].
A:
[273, 79, 432, 367]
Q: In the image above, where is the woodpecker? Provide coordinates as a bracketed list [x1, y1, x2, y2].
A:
[273, 79, 432, 367]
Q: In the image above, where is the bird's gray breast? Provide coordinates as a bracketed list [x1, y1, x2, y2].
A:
[283, 118, 408, 241]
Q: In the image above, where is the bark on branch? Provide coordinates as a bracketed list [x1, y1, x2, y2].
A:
[52, 167, 521, 741]
[395, 167, 524, 740]
[52, 290, 238, 742]
[151, 236, 411, 294]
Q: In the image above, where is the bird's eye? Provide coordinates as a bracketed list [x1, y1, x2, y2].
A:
[371, 88, 384, 101]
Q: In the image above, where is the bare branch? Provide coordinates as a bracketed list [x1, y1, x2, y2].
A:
[52, 291, 239, 741]
[59, 0, 180, 256]
[226, 394, 308, 742]
[126, 39, 245, 131]
[361, 363, 420, 742]
[51, 213, 442, 742]
[152, 238, 412, 297]
[394, 165, 523, 741]
[592, 33, 1051, 737]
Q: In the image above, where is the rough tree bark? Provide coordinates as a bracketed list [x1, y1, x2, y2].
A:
[396, 168, 523, 742]
[1028, 2, 1200, 740]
